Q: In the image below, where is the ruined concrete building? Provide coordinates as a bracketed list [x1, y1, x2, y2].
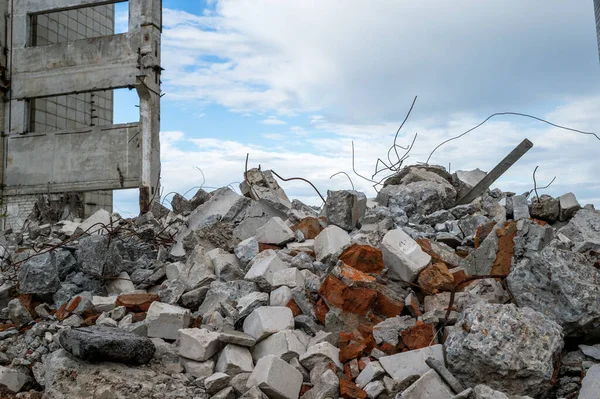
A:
[0, 0, 162, 230]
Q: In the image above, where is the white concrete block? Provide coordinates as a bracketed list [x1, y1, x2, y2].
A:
[180, 358, 215, 380]
[252, 330, 306, 363]
[314, 226, 351, 262]
[559, 192, 581, 221]
[244, 250, 288, 289]
[243, 306, 294, 342]
[355, 361, 385, 388]
[286, 240, 315, 253]
[379, 344, 444, 382]
[179, 328, 222, 362]
[270, 286, 293, 307]
[400, 369, 453, 399]
[381, 229, 431, 282]
[272, 268, 305, 289]
[146, 302, 190, 340]
[106, 272, 136, 295]
[247, 355, 303, 399]
[216, 344, 254, 374]
[256, 217, 295, 245]
[299, 342, 343, 370]
[91, 295, 117, 313]
[76, 208, 111, 235]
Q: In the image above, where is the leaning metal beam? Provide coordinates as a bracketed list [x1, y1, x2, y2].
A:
[456, 139, 534, 205]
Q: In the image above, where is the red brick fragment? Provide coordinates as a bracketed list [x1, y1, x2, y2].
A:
[417, 262, 454, 294]
[300, 383, 312, 397]
[490, 222, 518, 276]
[374, 292, 403, 318]
[474, 222, 497, 249]
[400, 323, 437, 350]
[258, 243, 281, 252]
[318, 275, 377, 316]
[291, 217, 323, 239]
[116, 293, 160, 312]
[315, 298, 329, 324]
[340, 379, 367, 399]
[339, 244, 385, 274]
[286, 299, 303, 317]
[340, 264, 376, 283]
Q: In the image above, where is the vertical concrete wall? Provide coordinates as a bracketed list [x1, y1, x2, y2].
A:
[3, 2, 116, 229]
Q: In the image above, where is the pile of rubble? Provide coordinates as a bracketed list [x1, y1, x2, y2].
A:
[0, 165, 599, 399]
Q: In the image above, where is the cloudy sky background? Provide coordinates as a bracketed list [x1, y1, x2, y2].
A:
[113, 0, 600, 216]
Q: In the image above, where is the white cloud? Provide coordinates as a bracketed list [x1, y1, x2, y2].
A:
[160, 1, 600, 119]
[261, 117, 287, 125]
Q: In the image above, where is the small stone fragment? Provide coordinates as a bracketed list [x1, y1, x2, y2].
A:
[216, 344, 254, 374]
[400, 369, 453, 399]
[417, 262, 454, 294]
[558, 192, 580, 221]
[299, 342, 343, 370]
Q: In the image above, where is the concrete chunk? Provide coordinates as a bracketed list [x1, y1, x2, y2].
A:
[244, 250, 288, 290]
[243, 306, 295, 342]
[299, 342, 343, 370]
[107, 272, 136, 295]
[381, 229, 431, 282]
[325, 190, 367, 231]
[252, 330, 306, 362]
[401, 369, 453, 399]
[92, 296, 117, 313]
[218, 330, 257, 347]
[205, 372, 232, 395]
[178, 328, 221, 362]
[247, 355, 303, 399]
[270, 286, 293, 307]
[314, 225, 351, 262]
[180, 358, 214, 380]
[216, 344, 254, 374]
[558, 192, 580, 221]
[0, 366, 28, 393]
[579, 364, 600, 399]
[355, 361, 385, 388]
[511, 195, 530, 220]
[256, 217, 295, 245]
[379, 345, 444, 382]
[364, 380, 385, 399]
[75, 208, 112, 236]
[146, 302, 190, 340]
[272, 267, 305, 289]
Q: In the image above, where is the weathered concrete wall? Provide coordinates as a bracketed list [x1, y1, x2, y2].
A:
[1, 0, 162, 227]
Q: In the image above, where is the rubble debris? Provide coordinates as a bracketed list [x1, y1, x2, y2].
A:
[446, 302, 563, 397]
[558, 192, 581, 221]
[0, 162, 597, 398]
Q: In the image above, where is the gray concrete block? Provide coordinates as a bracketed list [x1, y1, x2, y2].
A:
[146, 302, 190, 340]
[252, 330, 306, 363]
[216, 344, 254, 374]
[255, 217, 295, 245]
[314, 225, 351, 262]
[243, 306, 295, 342]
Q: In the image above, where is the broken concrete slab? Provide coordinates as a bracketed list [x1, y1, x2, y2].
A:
[252, 330, 306, 363]
[244, 250, 289, 290]
[299, 342, 343, 370]
[579, 364, 600, 399]
[106, 272, 136, 295]
[324, 190, 367, 232]
[314, 225, 351, 263]
[379, 345, 444, 382]
[558, 192, 581, 221]
[400, 369, 454, 399]
[242, 306, 295, 342]
[215, 344, 254, 374]
[0, 366, 29, 393]
[557, 208, 600, 252]
[255, 217, 295, 246]
[446, 302, 563, 397]
[178, 328, 221, 362]
[511, 195, 530, 220]
[247, 355, 303, 399]
[146, 302, 191, 340]
[381, 228, 431, 282]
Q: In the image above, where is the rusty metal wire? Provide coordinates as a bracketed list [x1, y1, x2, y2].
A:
[271, 170, 326, 204]
[330, 171, 355, 191]
[530, 165, 556, 201]
[425, 112, 600, 165]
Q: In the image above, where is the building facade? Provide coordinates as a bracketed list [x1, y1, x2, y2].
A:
[0, 0, 162, 230]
